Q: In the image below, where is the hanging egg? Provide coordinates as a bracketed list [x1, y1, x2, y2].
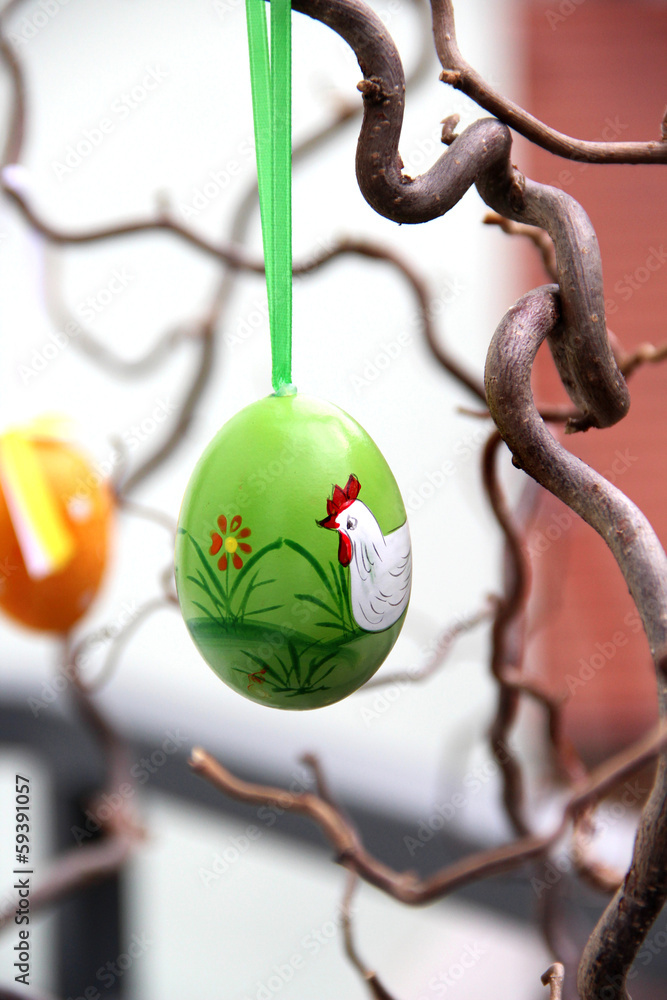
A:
[175, 393, 411, 709]
[0, 425, 114, 632]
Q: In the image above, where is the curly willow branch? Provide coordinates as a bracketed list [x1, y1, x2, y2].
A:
[485, 286, 667, 1000]
[291, 1, 667, 995]
[295, 0, 628, 432]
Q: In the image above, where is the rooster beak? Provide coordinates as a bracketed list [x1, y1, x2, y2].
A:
[317, 514, 337, 530]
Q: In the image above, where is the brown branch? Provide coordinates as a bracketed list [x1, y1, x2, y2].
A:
[3, 173, 487, 403]
[300, 752, 338, 807]
[296, 0, 630, 433]
[539, 887, 584, 1000]
[0, 0, 27, 166]
[541, 964, 565, 1000]
[484, 286, 667, 1000]
[430, 0, 667, 164]
[618, 340, 667, 379]
[189, 720, 667, 908]
[341, 872, 400, 1000]
[117, 497, 178, 535]
[482, 433, 588, 824]
[482, 430, 532, 835]
[483, 213, 558, 282]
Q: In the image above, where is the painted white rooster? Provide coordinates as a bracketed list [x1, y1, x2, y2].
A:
[318, 474, 411, 632]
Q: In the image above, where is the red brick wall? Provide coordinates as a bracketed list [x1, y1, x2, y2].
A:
[521, 1, 667, 760]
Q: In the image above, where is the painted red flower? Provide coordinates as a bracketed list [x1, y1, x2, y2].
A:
[209, 514, 252, 570]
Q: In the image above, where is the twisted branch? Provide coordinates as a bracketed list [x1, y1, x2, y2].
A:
[190, 721, 667, 910]
[296, 0, 629, 432]
[485, 286, 667, 1000]
[430, 0, 667, 164]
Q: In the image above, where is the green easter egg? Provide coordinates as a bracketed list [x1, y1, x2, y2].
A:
[175, 393, 411, 709]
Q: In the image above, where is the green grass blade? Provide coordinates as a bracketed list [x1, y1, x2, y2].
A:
[294, 592, 344, 623]
[287, 640, 302, 686]
[306, 648, 339, 683]
[185, 573, 225, 616]
[242, 650, 288, 685]
[284, 538, 337, 603]
[285, 684, 331, 697]
[244, 605, 283, 617]
[236, 570, 257, 622]
[191, 600, 221, 623]
[329, 560, 346, 619]
[186, 532, 230, 610]
[311, 662, 338, 685]
[229, 538, 284, 602]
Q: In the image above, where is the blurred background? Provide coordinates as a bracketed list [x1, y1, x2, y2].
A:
[0, 0, 665, 996]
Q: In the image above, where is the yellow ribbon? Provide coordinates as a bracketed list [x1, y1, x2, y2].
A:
[0, 416, 76, 579]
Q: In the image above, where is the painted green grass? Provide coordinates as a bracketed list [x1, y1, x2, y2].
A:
[234, 638, 342, 697]
[284, 538, 356, 635]
[179, 529, 284, 629]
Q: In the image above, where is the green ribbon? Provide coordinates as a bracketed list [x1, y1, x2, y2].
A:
[245, 0, 294, 395]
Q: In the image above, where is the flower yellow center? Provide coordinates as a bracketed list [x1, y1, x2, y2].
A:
[224, 536, 238, 553]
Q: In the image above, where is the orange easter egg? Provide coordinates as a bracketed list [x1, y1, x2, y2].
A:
[0, 437, 114, 632]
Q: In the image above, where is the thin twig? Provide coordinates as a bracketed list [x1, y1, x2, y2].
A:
[430, 0, 667, 164]
[189, 718, 667, 907]
[483, 213, 558, 282]
[360, 599, 495, 689]
[541, 963, 565, 1000]
[341, 872, 400, 1000]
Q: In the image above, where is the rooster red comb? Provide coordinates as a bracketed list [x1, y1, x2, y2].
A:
[317, 474, 360, 530]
